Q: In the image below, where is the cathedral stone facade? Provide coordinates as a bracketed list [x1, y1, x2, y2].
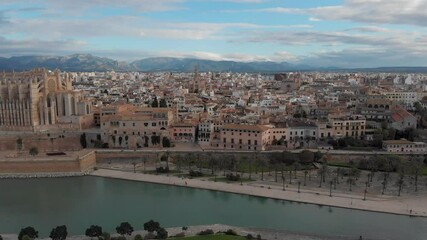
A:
[0, 68, 93, 131]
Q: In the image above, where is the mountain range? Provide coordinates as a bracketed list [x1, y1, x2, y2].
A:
[0, 54, 426, 73]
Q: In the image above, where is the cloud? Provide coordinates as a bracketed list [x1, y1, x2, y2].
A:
[237, 0, 427, 27]
[0, 37, 86, 56]
[1, 0, 186, 12]
[301, 47, 427, 68]
[310, 0, 427, 27]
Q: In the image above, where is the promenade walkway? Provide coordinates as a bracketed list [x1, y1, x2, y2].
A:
[91, 169, 427, 217]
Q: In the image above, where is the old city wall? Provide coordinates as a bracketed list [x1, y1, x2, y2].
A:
[0, 133, 82, 152]
[0, 160, 80, 173]
[0, 150, 96, 174]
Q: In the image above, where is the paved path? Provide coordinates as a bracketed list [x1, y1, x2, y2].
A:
[91, 169, 427, 217]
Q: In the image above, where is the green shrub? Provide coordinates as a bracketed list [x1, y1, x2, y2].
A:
[144, 232, 156, 240]
[100, 232, 110, 240]
[134, 234, 143, 240]
[173, 232, 185, 238]
[111, 236, 126, 240]
[225, 229, 238, 236]
[197, 229, 214, 236]
[156, 228, 168, 239]
[189, 170, 203, 177]
[18, 227, 38, 240]
[226, 173, 240, 181]
[156, 167, 169, 173]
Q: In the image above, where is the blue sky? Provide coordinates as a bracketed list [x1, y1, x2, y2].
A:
[0, 0, 426, 67]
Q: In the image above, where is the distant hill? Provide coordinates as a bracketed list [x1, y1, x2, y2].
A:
[129, 57, 300, 72]
[0, 54, 307, 72]
[0, 54, 124, 72]
[0, 54, 426, 73]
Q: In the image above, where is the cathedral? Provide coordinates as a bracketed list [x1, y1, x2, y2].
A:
[0, 68, 93, 131]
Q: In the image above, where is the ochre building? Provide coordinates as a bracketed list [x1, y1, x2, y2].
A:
[0, 68, 93, 131]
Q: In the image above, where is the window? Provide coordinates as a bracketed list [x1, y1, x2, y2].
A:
[223, 138, 226, 143]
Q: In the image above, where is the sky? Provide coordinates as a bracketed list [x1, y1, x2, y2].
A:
[0, 0, 427, 67]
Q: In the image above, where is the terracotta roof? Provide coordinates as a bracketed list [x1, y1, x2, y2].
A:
[222, 124, 270, 132]
[391, 105, 414, 122]
[383, 139, 412, 145]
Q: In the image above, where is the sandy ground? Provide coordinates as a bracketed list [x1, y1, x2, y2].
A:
[91, 169, 427, 217]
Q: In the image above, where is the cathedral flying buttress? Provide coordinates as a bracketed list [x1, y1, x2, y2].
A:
[0, 68, 93, 131]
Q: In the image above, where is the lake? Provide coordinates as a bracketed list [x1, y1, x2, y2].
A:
[0, 176, 426, 239]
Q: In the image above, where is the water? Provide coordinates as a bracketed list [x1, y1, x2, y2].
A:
[0, 176, 426, 239]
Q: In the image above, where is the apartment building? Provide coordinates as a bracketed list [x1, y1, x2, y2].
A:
[100, 107, 173, 148]
[383, 139, 427, 153]
[170, 122, 197, 143]
[220, 124, 270, 151]
[329, 114, 366, 139]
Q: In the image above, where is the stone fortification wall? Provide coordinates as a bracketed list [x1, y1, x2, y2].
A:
[0, 132, 82, 152]
[0, 150, 95, 174]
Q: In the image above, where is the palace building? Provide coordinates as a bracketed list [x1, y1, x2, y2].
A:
[0, 68, 93, 132]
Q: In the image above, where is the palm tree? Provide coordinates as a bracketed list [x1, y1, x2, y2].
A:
[164, 151, 170, 169]
[174, 154, 182, 171]
[293, 161, 301, 179]
[410, 156, 423, 192]
[248, 156, 253, 180]
[259, 159, 266, 181]
[303, 170, 308, 186]
[397, 176, 404, 197]
[208, 153, 216, 175]
[347, 177, 355, 191]
[381, 172, 388, 195]
[318, 163, 328, 188]
[186, 153, 194, 171]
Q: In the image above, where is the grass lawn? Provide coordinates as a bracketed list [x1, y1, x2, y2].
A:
[327, 162, 353, 168]
[171, 234, 246, 240]
[422, 166, 427, 176]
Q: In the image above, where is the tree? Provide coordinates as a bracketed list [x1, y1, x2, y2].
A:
[144, 220, 160, 233]
[159, 98, 167, 108]
[80, 133, 87, 148]
[303, 170, 308, 186]
[317, 163, 329, 187]
[347, 177, 356, 191]
[29, 147, 39, 157]
[410, 156, 423, 192]
[397, 176, 404, 196]
[116, 222, 134, 236]
[156, 228, 168, 239]
[49, 225, 68, 240]
[151, 97, 159, 108]
[18, 227, 38, 240]
[85, 225, 103, 239]
[162, 137, 171, 148]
